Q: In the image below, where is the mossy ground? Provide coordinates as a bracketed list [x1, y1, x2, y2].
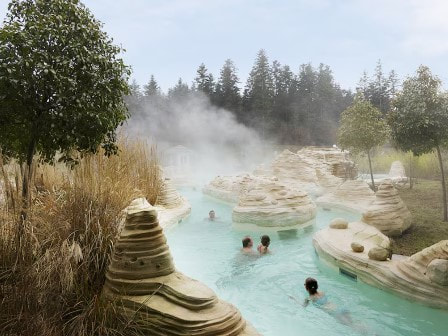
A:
[392, 179, 448, 255]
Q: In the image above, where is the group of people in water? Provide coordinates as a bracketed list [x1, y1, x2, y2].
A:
[241, 235, 271, 255]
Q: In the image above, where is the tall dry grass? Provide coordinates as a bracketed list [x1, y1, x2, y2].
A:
[0, 139, 161, 336]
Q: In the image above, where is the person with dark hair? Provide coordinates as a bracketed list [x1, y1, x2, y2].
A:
[241, 236, 254, 254]
[303, 277, 353, 326]
[208, 210, 216, 221]
[257, 235, 271, 254]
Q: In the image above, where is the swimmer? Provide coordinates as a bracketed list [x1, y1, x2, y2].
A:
[241, 236, 256, 254]
[303, 277, 353, 326]
[257, 235, 271, 254]
[208, 210, 216, 221]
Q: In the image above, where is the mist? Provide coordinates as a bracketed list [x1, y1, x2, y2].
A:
[124, 93, 272, 185]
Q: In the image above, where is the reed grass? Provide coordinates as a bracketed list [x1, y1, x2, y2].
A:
[0, 139, 160, 336]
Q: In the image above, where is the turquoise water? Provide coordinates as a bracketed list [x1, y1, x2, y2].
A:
[166, 188, 448, 336]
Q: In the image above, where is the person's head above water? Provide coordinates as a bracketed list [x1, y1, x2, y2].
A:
[209, 210, 215, 219]
[304, 277, 318, 295]
[242, 236, 253, 248]
[260, 235, 270, 247]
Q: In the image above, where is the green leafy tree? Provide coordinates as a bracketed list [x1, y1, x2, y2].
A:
[0, 0, 130, 223]
[389, 66, 448, 221]
[338, 96, 389, 190]
[215, 59, 241, 114]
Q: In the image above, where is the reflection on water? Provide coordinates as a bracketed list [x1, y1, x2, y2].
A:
[166, 188, 448, 336]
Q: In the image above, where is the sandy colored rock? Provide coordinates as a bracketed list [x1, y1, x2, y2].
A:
[427, 259, 448, 286]
[329, 218, 348, 229]
[368, 246, 389, 261]
[104, 198, 259, 335]
[232, 181, 317, 228]
[313, 222, 448, 309]
[362, 179, 411, 237]
[351, 242, 364, 253]
[389, 161, 406, 179]
[156, 178, 183, 208]
[203, 174, 268, 203]
[316, 179, 375, 212]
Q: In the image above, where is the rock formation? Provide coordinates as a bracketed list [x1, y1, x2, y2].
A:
[313, 220, 448, 309]
[156, 178, 183, 208]
[103, 198, 259, 335]
[232, 181, 317, 228]
[388, 161, 407, 188]
[203, 174, 267, 203]
[329, 218, 348, 229]
[316, 179, 375, 212]
[362, 179, 411, 237]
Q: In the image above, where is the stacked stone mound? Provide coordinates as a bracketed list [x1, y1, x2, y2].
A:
[271, 150, 320, 192]
[203, 174, 267, 203]
[362, 180, 411, 237]
[103, 198, 258, 335]
[316, 179, 375, 212]
[232, 181, 317, 228]
[397, 240, 448, 287]
[388, 161, 407, 188]
[156, 178, 183, 209]
[298, 147, 358, 179]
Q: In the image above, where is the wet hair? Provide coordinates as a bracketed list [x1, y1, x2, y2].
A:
[242, 236, 252, 248]
[260, 235, 270, 247]
[305, 277, 318, 295]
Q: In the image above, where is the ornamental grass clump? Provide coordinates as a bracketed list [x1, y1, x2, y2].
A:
[0, 139, 160, 336]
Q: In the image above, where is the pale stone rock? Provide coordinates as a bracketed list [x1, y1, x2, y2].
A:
[427, 259, 448, 286]
[368, 246, 390, 261]
[362, 179, 411, 237]
[203, 174, 269, 203]
[104, 198, 259, 335]
[156, 178, 183, 209]
[316, 179, 375, 212]
[232, 181, 317, 228]
[351, 242, 364, 253]
[329, 218, 348, 229]
[389, 161, 406, 179]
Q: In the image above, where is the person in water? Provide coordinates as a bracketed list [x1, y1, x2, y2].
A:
[257, 235, 271, 254]
[241, 236, 255, 254]
[208, 210, 216, 221]
[303, 277, 353, 326]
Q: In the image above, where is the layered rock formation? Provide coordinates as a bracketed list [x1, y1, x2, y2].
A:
[155, 177, 191, 229]
[203, 174, 268, 204]
[362, 180, 411, 237]
[388, 161, 407, 188]
[232, 181, 317, 228]
[313, 220, 448, 309]
[104, 198, 259, 335]
[316, 179, 375, 212]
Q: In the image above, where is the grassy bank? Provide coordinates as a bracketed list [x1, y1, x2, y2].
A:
[0, 139, 160, 336]
[392, 180, 448, 256]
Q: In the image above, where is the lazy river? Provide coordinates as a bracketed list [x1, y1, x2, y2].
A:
[166, 188, 448, 336]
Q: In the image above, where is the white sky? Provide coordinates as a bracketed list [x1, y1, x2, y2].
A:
[1, 0, 448, 91]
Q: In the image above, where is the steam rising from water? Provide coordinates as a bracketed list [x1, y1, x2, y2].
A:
[125, 93, 272, 184]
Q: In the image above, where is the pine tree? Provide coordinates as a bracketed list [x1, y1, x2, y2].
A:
[194, 63, 215, 98]
[168, 78, 190, 100]
[243, 49, 274, 134]
[215, 59, 241, 114]
[143, 75, 160, 97]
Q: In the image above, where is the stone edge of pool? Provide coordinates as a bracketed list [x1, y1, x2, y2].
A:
[312, 219, 448, 310]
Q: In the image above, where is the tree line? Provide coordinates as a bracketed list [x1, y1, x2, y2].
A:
[126, 50, 397, 146]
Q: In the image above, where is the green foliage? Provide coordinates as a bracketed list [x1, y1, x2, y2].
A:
[337, 97, 389, 154]
[143, 74, 160, 97]
[0, 0, 131, 163]
[389, 66, 448, 156]
[215, 59, 241, 113]
[194, 63, 215, 98]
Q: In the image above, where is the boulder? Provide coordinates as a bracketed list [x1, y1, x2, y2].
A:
[232, 181, 317, 228]
[368, 247, 390, 261]
[156, 178, 183, 209]
[362, 179, 411, 237]
[427, 259, 448, 286]
[103, 198, 259, 335]
[351, 242, 364, 253]
[329, 218, 348, 229]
